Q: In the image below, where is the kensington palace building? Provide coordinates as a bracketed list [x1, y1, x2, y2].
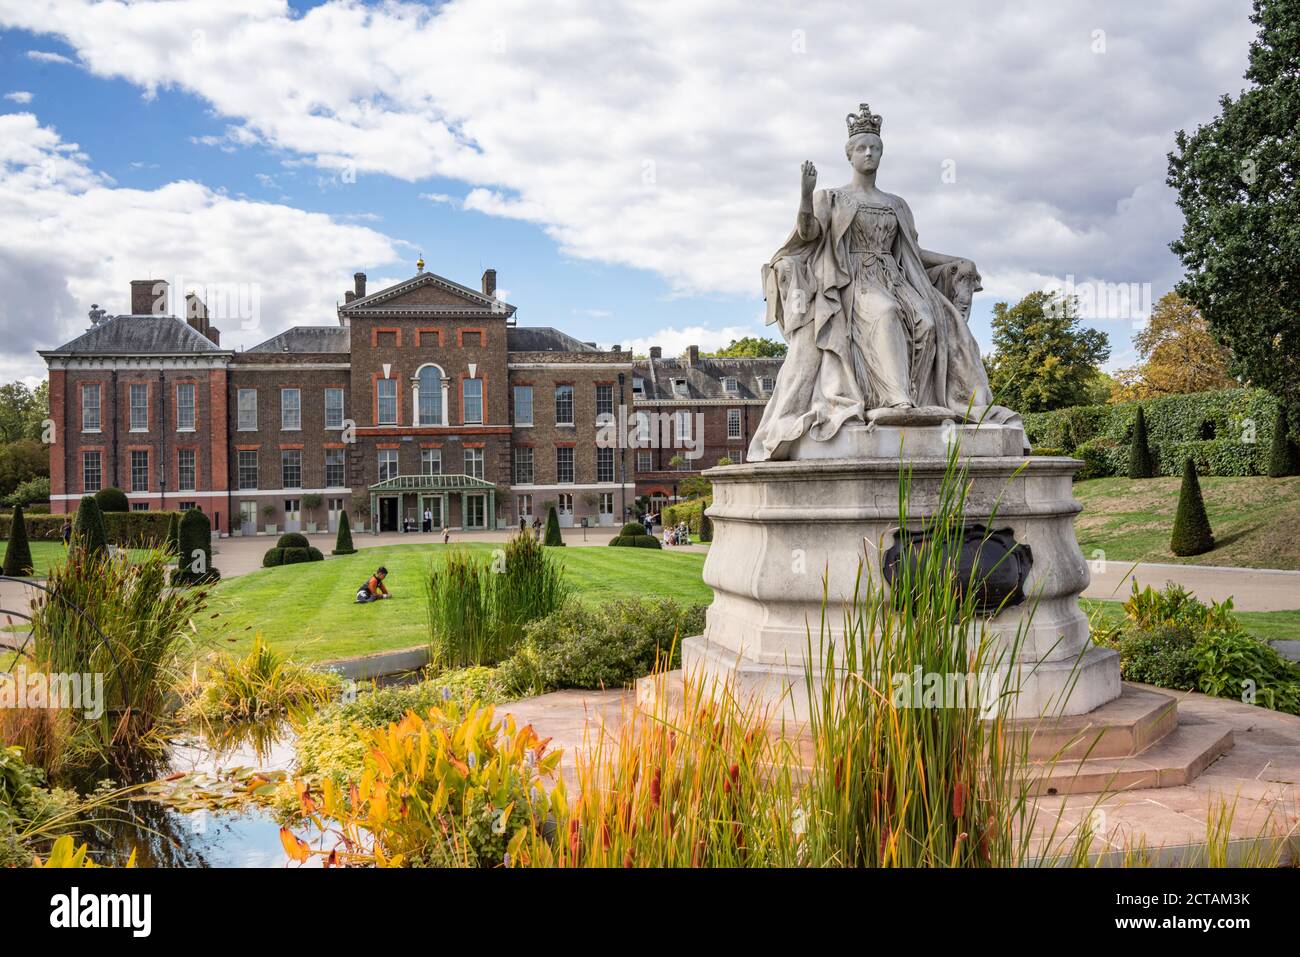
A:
[40, 265, 782, 535]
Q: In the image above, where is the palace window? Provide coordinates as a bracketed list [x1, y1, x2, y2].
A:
[281, 449, 302, 489]
[556, 447, 574, 484]
[378, 449, 399, 482]
[727, 408, 742, 439]
[514, 447, 534, 485]
[421, 448, 442, 475]
[176, 383, 196, 431]
[595, 384, 614, 418]
[418, 367, 444, 426]
[177, 449, 196, 491]
[376, 380, 397, 426]
[81, 384, 101, 432]
[131, 449, 149, 492]
[464, 447, 484, 480]
[462, 378, 483, 424]
[237, 450, 258, 490]
[325, 388, 345, 429]
[597, 446, 615, 483]
[325, 448, 346, 488]
[555, 385, 574, 426]
[237, 389, 257, 430]
[281, 388, 301, 430]
[82, 450, 102, 492]
[513, 385, 533, 426]
[129, 384, 148, 431]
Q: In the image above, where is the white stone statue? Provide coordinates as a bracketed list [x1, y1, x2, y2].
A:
[748, 103, 1022, 462]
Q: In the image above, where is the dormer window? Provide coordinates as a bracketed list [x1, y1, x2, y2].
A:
[759, 376, 775, 393]
[722, 376, 738, 393]
[632, 377, 645, 398]
[672, 378, 689, 397]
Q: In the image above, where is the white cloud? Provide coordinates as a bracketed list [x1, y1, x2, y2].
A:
[623, 325, 765, 358]
[0, 112, 401, 379]
[0, 0, 1260, 314]
[4, 91, 34, 103]
[25, 50, 74, 65]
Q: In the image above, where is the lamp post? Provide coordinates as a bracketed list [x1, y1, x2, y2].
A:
[617, 371, 627, 523]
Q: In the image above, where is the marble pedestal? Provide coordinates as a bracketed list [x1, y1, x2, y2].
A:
[681, 422, 1121, 721]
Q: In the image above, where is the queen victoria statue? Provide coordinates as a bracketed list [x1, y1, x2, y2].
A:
[748, 103, 1022, 462]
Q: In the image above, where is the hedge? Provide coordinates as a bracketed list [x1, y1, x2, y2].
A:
[1022, 388, 1286, 478]
[0, 510, 179, 546]
[662, 497, 710, 533]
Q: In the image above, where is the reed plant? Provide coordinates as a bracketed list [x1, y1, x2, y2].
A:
[181, 635, 339, 725]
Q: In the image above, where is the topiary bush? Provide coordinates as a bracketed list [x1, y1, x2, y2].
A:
[609, 520, 662, 548]
[276, 532, 309, 549]
[93, 486, 129, 513]
[262, 548, 285, 568]
[332, 510, 356, 555]
[497, 598, 707, 696]
[167, 511, 181, 557]
[1170, 458, 1214, 556]
[1127, 406, 1155, 478]
[1267, 405, 1299, 478]
[698, 505, 713, 543]
[2, 503, 34, 576]
[72, 495, 108, 556]
[172, 508, 220, 585]
[543, 504, 563, 547]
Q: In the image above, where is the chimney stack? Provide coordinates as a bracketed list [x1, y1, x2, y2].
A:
[344, 290, 356, 304]
[354, 272, 367, 299]
[131, 279, 169, 316]
[649, 346, 662, 359]
[686, 344, 699, 366]
[481, 268, 497, 298]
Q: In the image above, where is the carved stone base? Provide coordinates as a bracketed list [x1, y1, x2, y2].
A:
[682, 442, 1121, 721]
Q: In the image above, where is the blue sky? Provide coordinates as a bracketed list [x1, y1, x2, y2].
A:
[0, 0, 1259, 383]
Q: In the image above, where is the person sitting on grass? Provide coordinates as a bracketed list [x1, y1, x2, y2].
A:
[355, 566, 391, 603]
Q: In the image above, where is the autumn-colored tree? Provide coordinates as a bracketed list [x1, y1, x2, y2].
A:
[1111, 292, 1235, 403]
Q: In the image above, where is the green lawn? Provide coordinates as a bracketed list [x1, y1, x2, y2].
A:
[195, 543, 713, 664]
[1073, 475, 1300, 570]
[0, 540, 154, 578]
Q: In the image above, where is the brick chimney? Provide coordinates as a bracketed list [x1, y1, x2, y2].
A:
[131, 279, 169, 316]
[685, 344, 699, 366]
[649, 346, 662, 359]
[344, 290, 356, 304]
[481, 268, 497, 298]
[354, 272, 367, 299]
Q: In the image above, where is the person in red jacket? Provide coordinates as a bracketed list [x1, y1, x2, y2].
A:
[355, 566, 391, 603]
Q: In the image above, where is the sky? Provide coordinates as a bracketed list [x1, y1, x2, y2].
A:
[0, 0, 1261, 386]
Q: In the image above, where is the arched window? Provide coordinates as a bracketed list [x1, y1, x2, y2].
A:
[417, 365, 444, 426]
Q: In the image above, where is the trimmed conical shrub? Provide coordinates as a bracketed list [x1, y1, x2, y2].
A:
[698, 505, 713, 543]
[1170, 458, 1214, 556]
[1267, 406, 1299, 478]
[333, 510, 356, 555]
[543, 505, 564, 547]
[2, 503, 35, 576]
[73, 495, 108, 556]
[172, 508, 220, 585]
[1127, 406, 1155, 479]
[94, 486, 130, 513]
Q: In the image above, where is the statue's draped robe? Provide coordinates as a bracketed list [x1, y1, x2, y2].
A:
[748, 187, 1021, 462]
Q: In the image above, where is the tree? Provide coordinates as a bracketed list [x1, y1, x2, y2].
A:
[166, 512, 181, 556]
[1168, 0, 1300, 420]
[94, 487, 130, 513]
[2, 503, 34, 576]
[0, 381, 46, 444]
[0, 439, 49, 500]
[543, 504, 564, 547]
[706, 336, 787, 358]
[333, 510, 357, 555]
[73, 495, 108, 556]
[172, 508, 220, 585]
[698, 505, 713, 543]
[1111, 293, 1235, 402]
[3, 475, 49, 508]
[1170, 459, 1215, 556]
[302, 493, 323, 528]
[1128, 407, 1156, 479]
[985, 291, 1111, 413]
[1267, 406, 1299, 477]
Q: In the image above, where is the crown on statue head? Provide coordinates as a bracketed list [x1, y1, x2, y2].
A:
[845, 103, 883, 137]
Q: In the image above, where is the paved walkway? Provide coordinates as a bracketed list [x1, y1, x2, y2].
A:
[1084, 560, 1300, 612]
[501, 683, 1300, 861]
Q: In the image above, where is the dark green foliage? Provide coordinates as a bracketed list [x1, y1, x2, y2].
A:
[497, 598, 707, 696]
[276, 532, 310, 549]
[262, 548, 285, 568]
[332, 510, 356, 555]
[985, 291, 1111, 412]
[93, 487, 129, 513]
[1022, 387, 1283, 478]
[1127, 406, 1155, 478]
[1170, 458, 1214, 556]
[698, 506, 713, 542]
[72, 495, 108, 556]
[619, 521, 647, 536]
[1, 503, 34, 576]
[172, 508, 219, 585]
[262, 544, 322, 567]
[307, 546, 324, 562]
[1114, 624, 1200, 690]
[167, 512, 181, 556]
[1267, 406, 1299, 477]
[1168, 0, 1300, 426]
[0, 509, 174, 544]
[609, 532, 661, 548]
[543, 504, 563, 547]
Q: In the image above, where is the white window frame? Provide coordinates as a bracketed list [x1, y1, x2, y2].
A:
[513, 385, 533, 427]
[325, 447, 346, 488]
[378, 449, 399, 482]
[421, 448, 442, 475]
[727, 408, 742, 439]
[281, 449, 302, 489]
[129, 383, 149, 432]
[237, 449, 258, 491]
[237, 388, 257, 431]
[81, 383, 101, 433]
[554, 385, 574, 427]
[281, 388, 302, 431]
[130, 449, 149, 492]
[376, 380, 397, 426]
[82, 450, 102, 491]
[176, 382, 196, 432]
[556, 446, 574, 484]
[177, 448, 196, 491]
[325, 388, 345, 430]
[462, 378, 483, 425]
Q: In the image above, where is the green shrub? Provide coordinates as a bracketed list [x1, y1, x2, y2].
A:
[1193, 629, 1300, 715]
[93, 487, 129, 513]
[618, 521, 647, 536]
[172, 508, 219, 585]
[1029, 447, 1067, 456]
[72, 495, 108, 556]
[662, 497, 710, 533]
[282, 547, 311, 565]
[543, 504, 563, 546]
[609, 532, 661, 548]
[698, 506, 713, 542]
[1267, 406, 1298, 477]
[332, 511, 356, 555]
[277, 532, 310, 549]
[497, 598, 707, 696]
[1114, 624, 1199, 690]
[1170, 458, 1214, 556]
[1127, 406, 1155, 478]
[263, 548, 285, 568]
[307, 546, 324, 562]
[0, 510, 175, 545]
[3, 475, 50, 508]
[2, 503, 34, 576]
[1072, 436, 1121, 479]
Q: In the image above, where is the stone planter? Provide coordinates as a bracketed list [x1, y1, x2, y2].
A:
[264, 524, 277, 536]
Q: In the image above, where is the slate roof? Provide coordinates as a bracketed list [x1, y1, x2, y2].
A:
[247, 326, 352, 354]
[633, 356, 783, 401]
[40, 315, 229, 356]
[507, 326, 600, 353]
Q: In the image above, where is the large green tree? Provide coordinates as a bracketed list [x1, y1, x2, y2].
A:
[0, 381, 48, 443]
[706, 336, 787, 358]
[985, 291, 1111, 413]
[1167, 0, 1300, 417]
